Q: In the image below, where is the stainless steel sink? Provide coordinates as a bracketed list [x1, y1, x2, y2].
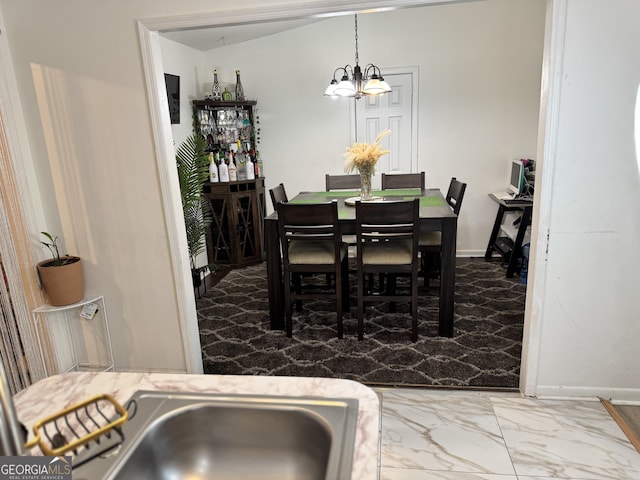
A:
[73, 391, 359, 480]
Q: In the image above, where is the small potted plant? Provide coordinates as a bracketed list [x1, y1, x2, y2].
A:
[37, 232, 84, 306]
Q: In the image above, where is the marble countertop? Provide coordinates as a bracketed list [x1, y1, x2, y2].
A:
[13, 372, 381, 479]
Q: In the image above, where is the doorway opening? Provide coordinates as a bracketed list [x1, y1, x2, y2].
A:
[137, 0, 546, 387]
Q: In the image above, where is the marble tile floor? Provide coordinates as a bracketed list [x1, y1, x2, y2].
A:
[375, 388, 640, 480]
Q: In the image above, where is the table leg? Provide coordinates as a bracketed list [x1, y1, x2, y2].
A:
[506, 206, 532, 278]
[265, 217, 284, 330]
[439, 217, 456, 337]
[485, 204, 507, 260]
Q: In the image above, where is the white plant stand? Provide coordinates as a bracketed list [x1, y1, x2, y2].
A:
[32, 295, 114, 376]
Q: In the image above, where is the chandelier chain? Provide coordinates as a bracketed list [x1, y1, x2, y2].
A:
[324, 13, 391, 98]
[354, 14, 359, 66]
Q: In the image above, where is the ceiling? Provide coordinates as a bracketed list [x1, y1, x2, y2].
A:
[159, 1, 479, 51]
[161, 17, 326, 51]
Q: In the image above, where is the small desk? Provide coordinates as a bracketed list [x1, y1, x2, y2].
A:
[484, 194, 533, 278]
[264, 189, 458, 337]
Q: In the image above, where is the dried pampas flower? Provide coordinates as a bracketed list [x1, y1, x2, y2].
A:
[343, 129, 391, 174]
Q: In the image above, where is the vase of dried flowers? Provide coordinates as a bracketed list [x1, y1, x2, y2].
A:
[359, 164, 373, 201]
[344, 129, 391, 201]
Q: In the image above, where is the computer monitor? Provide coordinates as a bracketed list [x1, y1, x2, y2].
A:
[508, 159, 525, 196]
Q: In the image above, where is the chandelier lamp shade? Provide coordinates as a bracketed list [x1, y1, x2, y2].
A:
[324, 14, 392, 99]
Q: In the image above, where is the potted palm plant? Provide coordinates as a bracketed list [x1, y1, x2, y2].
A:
[176, 133, 213, 288]
[37, 232, 84, 306]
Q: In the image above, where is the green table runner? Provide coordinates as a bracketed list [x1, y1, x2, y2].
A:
[285, 196, 350, 219]
[293, 191, 446, 207]
[312, 188, 423, 197]
[288, 197, 325, 204]
[420, 197, 446, 207]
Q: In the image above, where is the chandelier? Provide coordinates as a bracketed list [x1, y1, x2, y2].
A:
[324, 14, 392, 99]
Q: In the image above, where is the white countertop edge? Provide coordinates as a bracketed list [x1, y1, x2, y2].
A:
[14, 372, 381, 479]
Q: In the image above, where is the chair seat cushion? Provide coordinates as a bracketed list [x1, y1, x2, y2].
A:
[362, 239, 413, 265]
[419, 230, 441, 247]
[288, 241, 347, 264]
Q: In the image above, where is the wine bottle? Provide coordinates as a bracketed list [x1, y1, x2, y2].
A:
[212, 69, 222, 101]
[235, 70, 245, 101]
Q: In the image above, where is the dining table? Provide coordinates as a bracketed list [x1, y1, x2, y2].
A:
[263, 188, 458, 337]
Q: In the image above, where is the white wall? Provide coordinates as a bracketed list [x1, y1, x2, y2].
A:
[0, 0, 207, 372]
[159, 37, 203, 149]
[159, 37, 210, 271]
[522, 0, 640, 399]
[197, 1, 545, 255]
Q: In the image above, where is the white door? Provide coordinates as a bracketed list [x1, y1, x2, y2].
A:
[354, 70, 416, 174]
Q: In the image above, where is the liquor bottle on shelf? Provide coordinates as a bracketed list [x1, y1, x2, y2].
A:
[256, 150, 264, 177]
[218, 153, 229, 182]
[212, 69, 222, 101]
[235, 149, 247, 181]
[228, 152, 237, 181]
[235, 70, 245, 101]
[246, 153, 255, 180]
[208, 153, 219, 182]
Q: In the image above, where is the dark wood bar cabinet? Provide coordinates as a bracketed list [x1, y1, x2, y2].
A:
[203, 178, 265, 267]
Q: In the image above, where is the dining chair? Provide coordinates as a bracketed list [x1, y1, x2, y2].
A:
[269, 183, 288, 210]
[355, 198, 420, 341]
[381, 172, 425, 190]
[325, 174, 361, 249]
[419, 177, 467, 288]
[277, 201, 349, 339]
[272, 182, 336, 291]
[325, 174, 361, 191]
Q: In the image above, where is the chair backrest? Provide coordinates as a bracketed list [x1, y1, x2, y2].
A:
[355, 199, 419, 270]
[277, 201, 341, 268]
[325, 174, 361, 191]
[269, 183, 288, 210]
[381, 172, 425, 190]
[446, 177, 467, 215]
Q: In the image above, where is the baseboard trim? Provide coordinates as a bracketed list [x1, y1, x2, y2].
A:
[456, 250, 487, 258]
[530, 385, 640, 402]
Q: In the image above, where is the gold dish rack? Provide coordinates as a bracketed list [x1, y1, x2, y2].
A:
[24, 393, 129, 461]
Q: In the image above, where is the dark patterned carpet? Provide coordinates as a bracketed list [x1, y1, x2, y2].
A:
[196, 258, 526, 388]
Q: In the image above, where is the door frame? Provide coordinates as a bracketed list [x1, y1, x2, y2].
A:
[135, 0, 550, 384]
